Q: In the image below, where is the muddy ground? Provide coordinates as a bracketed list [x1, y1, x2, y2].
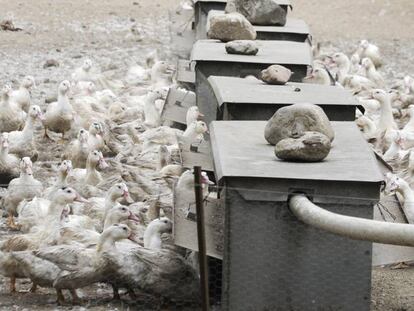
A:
[1, 0, 414, 310]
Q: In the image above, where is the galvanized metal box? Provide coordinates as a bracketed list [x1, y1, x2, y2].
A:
[204, 76, 358, 125]
[210, 121, 383, 311]
[191, 39, 313, 126]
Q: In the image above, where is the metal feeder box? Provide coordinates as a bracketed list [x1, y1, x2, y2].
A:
[194, 0, 227, 40]
[191, 39, 313, 125]
[203, 76, 358, 125]
[210, 120, 383, 311]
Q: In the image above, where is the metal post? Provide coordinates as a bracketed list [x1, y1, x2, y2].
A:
[194, 166, 210, 311]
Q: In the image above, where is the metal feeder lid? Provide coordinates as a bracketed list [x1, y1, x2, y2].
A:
[210, 121, 383, 184]
[207, 76, 357, 107]
[191, 40, 312, 66]
[254, 18, 310, 35]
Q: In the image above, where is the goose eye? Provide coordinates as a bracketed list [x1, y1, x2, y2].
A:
[67, 190, 72, 193]
[121, 208, 127, 211]
[164, 220, 168, 224]
[122, 227, 127, 231]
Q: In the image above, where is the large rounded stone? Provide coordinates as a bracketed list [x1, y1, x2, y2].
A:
[225, 40, 258, 55]
[264, 103, 335, 145]
[275, 132, 331, 162]
[225, 0, 288, 26]
[207, 12, 257, 42]
[260, 64, 292, 85]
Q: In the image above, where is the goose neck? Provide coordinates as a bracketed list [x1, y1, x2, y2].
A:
[96, 231, 117, 253]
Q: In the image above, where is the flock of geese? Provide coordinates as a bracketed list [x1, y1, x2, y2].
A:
[310, 40, 414, 224]
[0, 54, 209, 305]
[0, 24, 412, 306]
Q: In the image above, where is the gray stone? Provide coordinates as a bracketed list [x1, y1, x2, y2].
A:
[225, 40, 258, 55]
[225, 0, 288, 26]
[43, 59, 59, 68]
[275, 131, 331, 162]
[260, 65, 292, 85]
[207, 12, 257, 42]
[264, 103, 335, 145]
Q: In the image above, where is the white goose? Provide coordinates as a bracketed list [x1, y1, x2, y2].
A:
[87, 122, 105, 152]
[361, 58, 386, 88]
[6, 105, 43, 159]
[371, 89, 398, 152]
[303, 67, 332, 85]
[144, 217, 173, 249]
[44, 160, 73, 199]
[67, 150, 108, 186]
[10, 76, 36, 112]
[186, 106, 204, 126]
[0, 133, 20, 180]
[357, 40, 383, 68]
[43, 80, 74, 140]
[0, 84, 26, 133]
[3, 157, 42, 230]
[144, 90, 164, 128]
[64, 128, 90, 168]
[182, 120, 208, 143]
[387, 176, 414, 224]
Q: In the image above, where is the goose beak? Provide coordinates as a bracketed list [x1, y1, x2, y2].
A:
[38, 112, 45, 121]
[197, 112, 205, 119]
[26, 166, 33, 175]
[128, 211, 140, 223]
[75, 193, 88, 203]
[201, 175, 214, 185]
[99, 158, 109, 170]
[128, 232, 137, 241]
[123, 190, 134, 203]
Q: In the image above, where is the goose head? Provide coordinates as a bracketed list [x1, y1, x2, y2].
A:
[359, 40, 370, 50]
[351, 53, 360, 66]
[362, 58, 374, 70]
[88, 150, 108, 169]
[20, 157, 33, 175]
[384, 174, 410, 195]
[145, 89, 165, 103]
[82, 59, 93, 72]
[303, 67, 330, 84]
[89, 122, 104, 136]
[85, 81, 96, 95]
[78, 128, 89, 143]
[331, 53, 350, 68]
[21, 76, 36, 89]
[109, 182, 132, 202]
[28, 105, 44, 121]
[106, 205, 140, 226]
[194, 121, 208, 134]
[404, 76, 414, 94]
[98, 224, 133, 252]
[370, 89, 388, 103]
[58, 80, 71, 95]
[152, 61, 175, 76]
[0, 133, 10, 150]
[1, 84, 12, 100]
[147, 217, 172, 235]
[186, 106, 204, 125]
[59, 160, 73, 176]
[53, 187, 88, 205]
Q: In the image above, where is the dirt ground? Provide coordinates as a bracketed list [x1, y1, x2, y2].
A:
[1, 0, 414, 310]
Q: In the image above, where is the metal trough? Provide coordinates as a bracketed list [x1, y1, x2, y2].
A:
[209, 120, 383, 311]
[204, 76, 358, 125]
[191, 39, 313, 126]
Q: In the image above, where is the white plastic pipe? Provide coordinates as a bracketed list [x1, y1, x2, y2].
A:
[289, 194, 414, 247]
